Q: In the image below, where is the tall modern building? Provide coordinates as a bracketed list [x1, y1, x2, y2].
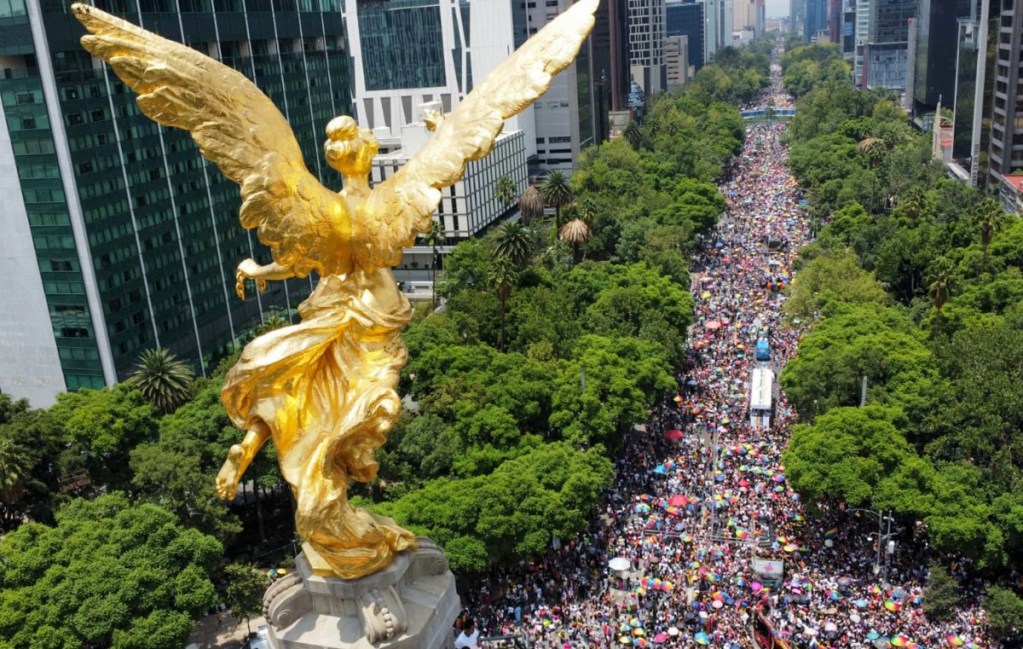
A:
[0, 0, 351, 406]
[731, 0, 757, 37]
[628, 0, 668, 94]
[524, 0, 600, 169]
[343, 0, 535, 156]
[789, 0, 804, 34]
[701, 0, 732, 62]
[664, 34, 689, 88]
[861, 0, 919, 89]
[341, 0, 604, 174]
[666, 0, 705, 73]
[836, 0, 856, 60]
[912, 0, 973, 113]
[592, 0, 631, 113]
[989, 0, 1023, 184]
[802, 0, 827, 41]
[853, 0, 869, 81]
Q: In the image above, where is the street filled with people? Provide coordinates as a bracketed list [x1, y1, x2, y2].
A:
[458, 68, 989, 649]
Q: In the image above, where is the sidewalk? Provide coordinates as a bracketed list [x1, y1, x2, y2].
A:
[188, 613, 267, 649]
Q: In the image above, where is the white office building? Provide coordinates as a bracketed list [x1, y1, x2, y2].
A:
[701, 0, 733, 63]
[628, 0, 668, 94]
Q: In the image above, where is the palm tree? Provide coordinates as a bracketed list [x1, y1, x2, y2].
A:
[540, 170, 573, 224]
[559, 218, 592, 265]
[857, 137, 886, 168]
[127, 348, 195, 413]
[971, 198, 1007, 269]
[518, 185, 545, 224]
[0, 435, 33, 506]
[424, 219, 447, 309]
[487, 258, 518, 351]
[495, 175, 517, 207]
[253, 311, 291, 337]
[623, 120, 644, 150]
[927, 256, 958, 334]
[491, 221, 534, 269]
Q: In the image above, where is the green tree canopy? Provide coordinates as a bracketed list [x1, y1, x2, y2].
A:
[779, 304, 943, 434]
[783, 405, 915, 506]
[0, 493, 221, 649]
[375, 443, 612, 573]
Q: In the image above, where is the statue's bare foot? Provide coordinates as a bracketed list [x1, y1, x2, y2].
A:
[216, 444, 244, 499]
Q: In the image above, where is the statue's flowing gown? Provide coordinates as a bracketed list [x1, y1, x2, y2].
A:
[222, 268, 417, 578]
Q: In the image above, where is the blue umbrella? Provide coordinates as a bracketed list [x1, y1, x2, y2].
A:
[854, 599, 868, 608]
[653, 465, 668, 475]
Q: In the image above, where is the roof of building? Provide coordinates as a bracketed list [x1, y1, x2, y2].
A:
[1003, 174, 1023, 193]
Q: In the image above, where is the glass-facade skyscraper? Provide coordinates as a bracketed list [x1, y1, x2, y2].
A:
[912, 0, 972, 113]
[666, 0, 704, 73]
[0, 0, 351, 406]
[862, 0, 918, 88]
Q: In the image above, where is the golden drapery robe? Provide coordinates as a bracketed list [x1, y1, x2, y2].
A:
[222, 269, 417, 578]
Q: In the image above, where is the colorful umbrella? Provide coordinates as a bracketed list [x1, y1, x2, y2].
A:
[694, 632, 709, 645]
[885, 600, 901, 612]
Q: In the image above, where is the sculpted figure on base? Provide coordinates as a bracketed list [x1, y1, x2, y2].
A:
[73, 0, 598, 579]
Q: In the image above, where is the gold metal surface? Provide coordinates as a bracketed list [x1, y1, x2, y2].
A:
[73, 0, 598, 580]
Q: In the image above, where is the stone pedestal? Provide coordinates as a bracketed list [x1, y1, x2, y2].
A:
[262, 538, 459, 649]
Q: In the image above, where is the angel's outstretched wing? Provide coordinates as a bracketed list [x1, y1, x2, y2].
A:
[357, 0, 599, 270]
[73, 4, 350, 278]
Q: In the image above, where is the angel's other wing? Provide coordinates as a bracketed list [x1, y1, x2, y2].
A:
[72, 4, 350, 278]
[356, 0, 599, 269]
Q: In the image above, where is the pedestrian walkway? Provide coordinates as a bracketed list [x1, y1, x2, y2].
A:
[187, 613, 266, 649]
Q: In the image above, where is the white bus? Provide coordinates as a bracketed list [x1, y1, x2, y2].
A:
[749, 367, 774, 429]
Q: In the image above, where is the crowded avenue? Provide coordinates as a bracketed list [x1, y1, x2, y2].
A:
[458, 69, 989, 649]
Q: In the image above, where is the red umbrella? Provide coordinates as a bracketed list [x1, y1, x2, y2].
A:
[705, 320, 723, 330]
[663, 429, 684, 440]
[668, 495, 687, 507]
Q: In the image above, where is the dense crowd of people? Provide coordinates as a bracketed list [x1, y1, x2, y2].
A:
[457, 69, 989, 649]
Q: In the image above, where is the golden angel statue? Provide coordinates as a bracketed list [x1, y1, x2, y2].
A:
[74, 0, 598, 579]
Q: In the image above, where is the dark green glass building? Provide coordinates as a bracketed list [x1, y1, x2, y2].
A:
[0, 0, 351, 406]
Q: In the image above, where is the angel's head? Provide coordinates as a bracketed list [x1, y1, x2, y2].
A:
[324, 116, 379, 179]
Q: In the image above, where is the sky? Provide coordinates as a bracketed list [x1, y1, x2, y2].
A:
[765, 0, 789, 19]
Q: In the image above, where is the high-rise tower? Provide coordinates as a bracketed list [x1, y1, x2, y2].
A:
[628, 0, 668, 94]
[0, 0, 351, 406]
[989, 0, 1023, 183]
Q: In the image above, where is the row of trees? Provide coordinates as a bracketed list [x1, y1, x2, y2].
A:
[778, 44, 1023, 640]
[0, 43, 769, 645]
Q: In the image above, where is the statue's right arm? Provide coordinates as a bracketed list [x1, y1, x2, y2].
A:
[236, 259, 297, 300]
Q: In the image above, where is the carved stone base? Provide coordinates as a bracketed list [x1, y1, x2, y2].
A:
[262, 538, 459, 649]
